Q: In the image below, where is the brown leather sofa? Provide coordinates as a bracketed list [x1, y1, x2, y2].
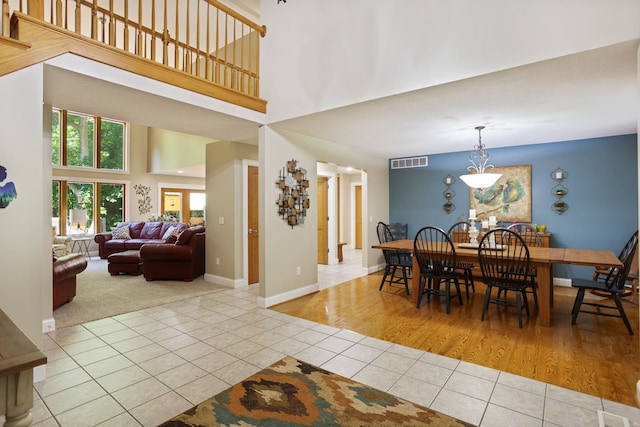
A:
[53, 254, 88, 309]
[94, 221, 189, 259]
[140, 226, 205, 282]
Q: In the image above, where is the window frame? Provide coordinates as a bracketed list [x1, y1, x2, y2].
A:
[52, 108, 129, 173]
[52, 177, 130, 235]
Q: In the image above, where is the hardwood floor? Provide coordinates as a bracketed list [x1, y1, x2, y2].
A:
[271, 271, 640, 407]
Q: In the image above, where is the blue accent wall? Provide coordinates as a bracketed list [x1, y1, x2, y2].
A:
[389, 134, 638, 280]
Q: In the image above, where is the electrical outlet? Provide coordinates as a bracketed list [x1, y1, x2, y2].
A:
[296, 266, 301, 275]
[216, 257, 220, 265]
[218, 217, 224, 225]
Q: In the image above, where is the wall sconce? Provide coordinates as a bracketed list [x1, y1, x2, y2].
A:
[443, 174, 455, 213]
[551, 167, 568, 214]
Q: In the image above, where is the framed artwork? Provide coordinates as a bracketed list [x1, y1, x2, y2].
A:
[469, 165, 532, 222]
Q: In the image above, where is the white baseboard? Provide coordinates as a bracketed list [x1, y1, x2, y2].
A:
[369, 263, 385, 274]
[553, 278, 572, 287]
[204, 273, 245, 288]
[42, 317, 55, 333]
[258, 283, 319, 308]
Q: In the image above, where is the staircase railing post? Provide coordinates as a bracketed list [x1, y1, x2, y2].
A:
[27, 0, 44, 20]
[2, 0, 9, 37]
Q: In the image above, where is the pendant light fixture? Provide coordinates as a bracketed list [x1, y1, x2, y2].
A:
[459, 125, 502, 189]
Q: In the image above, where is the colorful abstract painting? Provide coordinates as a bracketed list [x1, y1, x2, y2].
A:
[0, 165, 17, 208]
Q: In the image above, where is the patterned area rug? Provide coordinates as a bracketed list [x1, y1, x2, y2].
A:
[159, 356, 472, 427]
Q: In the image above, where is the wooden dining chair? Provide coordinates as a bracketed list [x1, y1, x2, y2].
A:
[571, 230, 638, 335]
[506, 223, 541, 309]
[592, 249, 638, 304]
[376, 222, 411, 295]
[413, 226, 463, 314]
[478, 229, 531, 328]
[446, 221, 476, 300]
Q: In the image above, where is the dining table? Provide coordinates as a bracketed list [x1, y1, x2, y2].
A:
[372, 239, 622, 327]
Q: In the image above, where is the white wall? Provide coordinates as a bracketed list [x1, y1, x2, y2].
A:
[0, 65, 47, 347]
[258, 126, 388, 305]
[260, 0, 640, 123]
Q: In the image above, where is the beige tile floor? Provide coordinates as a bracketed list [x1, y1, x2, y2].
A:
[15, 248, 640, 426]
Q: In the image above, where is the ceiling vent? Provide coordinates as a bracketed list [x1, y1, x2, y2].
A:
[390, 156, 428, 170]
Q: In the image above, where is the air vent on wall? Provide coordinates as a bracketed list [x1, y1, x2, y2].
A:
[390, 156, 428, 170]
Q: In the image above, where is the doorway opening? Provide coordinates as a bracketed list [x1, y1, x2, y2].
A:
[317, 164, 366, 288]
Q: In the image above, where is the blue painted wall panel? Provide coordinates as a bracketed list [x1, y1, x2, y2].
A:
[389, 134, 638, 280]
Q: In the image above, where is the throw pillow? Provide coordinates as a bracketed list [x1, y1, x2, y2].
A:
[111, 225, 131, 240]
[162, 225, 177, 240]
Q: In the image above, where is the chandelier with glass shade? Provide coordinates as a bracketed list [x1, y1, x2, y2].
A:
[459, 126, 501, 189]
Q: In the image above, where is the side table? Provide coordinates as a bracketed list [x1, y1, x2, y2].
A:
[71, 234, 94, 258]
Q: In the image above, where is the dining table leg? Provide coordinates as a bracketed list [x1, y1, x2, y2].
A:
[536, 263, 552, 326]
[411, 254, 420, 304]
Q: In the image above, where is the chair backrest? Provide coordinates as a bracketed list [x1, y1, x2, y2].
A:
[604, 230, 639, 291]
[376, 222, 393, 244]
[377, 222, 405, 266]
[478, 229, 530, 287]
[507, 223, 542, 247]
[387, 222, 408, 240]
[447, 221, 471, 244]
[413, 226, 456, 278]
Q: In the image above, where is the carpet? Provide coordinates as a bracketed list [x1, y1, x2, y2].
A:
[53, 258, 225, 328]
[159, 356, 472, 427]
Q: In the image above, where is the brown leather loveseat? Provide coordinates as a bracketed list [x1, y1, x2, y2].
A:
[140, 226, 205, 282]
[94, 221, 189, 259]
[53, 254, 88, 309]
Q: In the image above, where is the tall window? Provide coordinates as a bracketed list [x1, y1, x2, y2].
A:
[52, 109, 126, 171]
[52, 180, 125, 235]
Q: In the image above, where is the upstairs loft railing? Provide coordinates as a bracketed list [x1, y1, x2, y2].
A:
[3, 0, 266, 102]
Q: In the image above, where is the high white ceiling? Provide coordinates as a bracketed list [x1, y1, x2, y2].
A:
[269, 39, 639, 160]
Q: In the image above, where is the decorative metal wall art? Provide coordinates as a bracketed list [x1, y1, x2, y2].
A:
[551, 167, 568, 214]
[133, 184, 152, 215]
[276, 159, 310, 228]
[443, 174, 455, 213]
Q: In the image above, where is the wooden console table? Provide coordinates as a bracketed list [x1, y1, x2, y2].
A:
[0, 309, 47, 427]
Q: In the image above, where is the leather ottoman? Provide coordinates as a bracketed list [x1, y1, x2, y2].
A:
[108, 250, 142, 276]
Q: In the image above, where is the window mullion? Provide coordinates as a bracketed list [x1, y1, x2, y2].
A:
[96, 116, 102, 169]
[60, 181, 68, 235]
[61, 110, 68, 166]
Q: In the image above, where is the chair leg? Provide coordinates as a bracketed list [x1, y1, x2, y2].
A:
[417, 275, 426, 308]
[465, 269, 475, 297]
[517, 291, 523, 328]
[444, 279, 451, 314]
[402, 266, 410, 295]
[571, 288, 586, 324]
[454, 277, 463, 306]
[481, 286, 492, 321]
[612, 294, 634, 335]
[427, 277, 434, 302]
[529, 278, 539, 310]
[379, 265, 391, 291]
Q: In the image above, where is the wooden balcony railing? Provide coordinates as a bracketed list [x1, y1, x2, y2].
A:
[2, 0, 266, 108]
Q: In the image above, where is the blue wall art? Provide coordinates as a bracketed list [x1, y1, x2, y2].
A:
[0, 165, 17, 208]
